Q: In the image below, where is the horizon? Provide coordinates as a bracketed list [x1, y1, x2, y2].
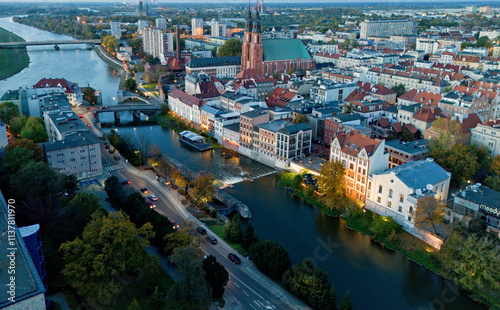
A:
[2, 0, 498, 3]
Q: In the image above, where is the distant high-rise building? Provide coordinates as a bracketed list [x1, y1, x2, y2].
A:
[360, 19, 416, 39]
[191, 18, 203, 37]
[221, 23, 227, 37]
[211, 19, 220, 37]
[110, 22, 122, 39]
[156, 17, 167, 30]
[143, 27, 174, 60]
[138, 20, 149, 34]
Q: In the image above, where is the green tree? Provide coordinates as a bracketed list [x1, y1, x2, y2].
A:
[249, 240, 291, 280]
[294, 114, 309, 124]
[401, 125, 417, 142]
[391, 83, 406, 97]
[287, 68, 295, 75]
[82, 87, 98, 105]
[0, 102, 19, 124]
[20, 116, 48, 142]
[190, 173, 215, 203]
[283, 259, 337, 310]
[224, 214, 243, 243]
[124, 77, 137, 91]
[2, 147, 36, 175]
[242, 222, 258, 250]
[339, 290, 353, 310]
[172, 170, 189, 192]
[128, 298, 142, 310]
[217, 38, 242, 57]
[5, 138, 44, 161]
[316, 160, 345, 207]
[371, 215, 402, 239]
[65, 192, 103, 238]
[163, 227, 194, 256]
[476, 36, 493, 48]
[104, 176, 125, 205]
[102, 34, 119, 54]
[413, 196, 444, 236]
[148, 286, 167, 310]
[490, 155, 500, 175]
[202, 255, 229, 299]
[484, 175, 500, 191]
[428, 118, 462, 152]
[9, 115, 29, 137]
[60, 211, 155, 302]
[169, 245, 211, 308]
[431, 143, 479, 186]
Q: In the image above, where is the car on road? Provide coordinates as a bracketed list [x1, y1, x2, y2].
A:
[86, 107, 92, 110]
[228, 253, 241, 264]
[114, 155, 120, 160]
[148, 195, 158, 201]
[196, 226, 207, 235]
[78, 114, 84, 118]
[170, 220, 179, 230]
[108, 149, 115, 154]
[206, 235, 217, 245]
[105, 145, 111, 149]
[122, 180, 131, 185]
[146, 201, 156, 209]
[140, 188, 149, 194]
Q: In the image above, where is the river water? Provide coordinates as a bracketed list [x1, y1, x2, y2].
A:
[0, 17, 485, 310]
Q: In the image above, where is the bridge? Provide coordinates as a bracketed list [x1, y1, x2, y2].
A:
[94, 104, 161, 113]
[0, 40, 101, 49]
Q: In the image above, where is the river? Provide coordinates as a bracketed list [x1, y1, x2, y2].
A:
[0, 17, 120, 106]
[0, 17, 485, 310]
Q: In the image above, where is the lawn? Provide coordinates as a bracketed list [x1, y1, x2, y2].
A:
[0, 27, 29, 80]
[142, 83, 157, 91]
[209, 224, 248, 257]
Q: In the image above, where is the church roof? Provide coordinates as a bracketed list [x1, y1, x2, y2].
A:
[262, 39, 311, 62]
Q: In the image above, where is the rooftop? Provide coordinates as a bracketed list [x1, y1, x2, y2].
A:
[262, 39, 311, 62]
[43, 131, 100, 152]
[186, 56, 241, 68]
[457, 184, 500, 210]
[385, 139, 429, 156]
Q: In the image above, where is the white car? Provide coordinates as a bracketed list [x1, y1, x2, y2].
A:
[148, 195, 158, 201]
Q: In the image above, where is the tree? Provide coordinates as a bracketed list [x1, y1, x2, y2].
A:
[401, 125, 417, 142]
[287, 68, 295, 75]
[249, 240, 291, 280]
[283, 259, 337, 310]
[163, 227, 194, 256]
[202, 255, 229, 299]
[490, 155, 500, 175]
[391, 83, 406, 97]
[148, 286, 167, 310]
[316, 160, 345, 207]
[104, 176, 125, 205]
[413, 196, 444, 236]
[2, 147, 36, 175]
[128, 298, 142, 310]
[217, 38, 242, 57]
[169, 245, 211, 308]
[0, 101, 19, 124]
[484, 175, 500, 191]
[20, 116, 48, 142]
[124, 77, 137, 91]
[190, 173, 215, 203]
[371, 215, 402, 239]
[5, 138, 43, 161]
[224, 213, 243, 243]
[431, 143, 480, 186]
[65, 192, 103, 238]
[82, 87, 98, 105]
[294, 114, 309, 125]
[476, 36, 493, 48]
[9, 115, 28, 137]
[102, 34, 119, 54]
[428, 118, 462, 152]
[242, 222, 258, 250]
[172, 170, 189, 191]
[339, 291, 353, 310]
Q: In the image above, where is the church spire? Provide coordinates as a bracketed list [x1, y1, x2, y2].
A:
[245, 1, 253, 32]
[252, 9, 261, 33]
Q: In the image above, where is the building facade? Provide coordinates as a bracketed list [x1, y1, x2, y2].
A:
[143, 28, 174, 59]
[110, 21, 121, 39]
[191, 18, 203, 36]
[470, 120, 500, 157]
[360, 19, 416, 39]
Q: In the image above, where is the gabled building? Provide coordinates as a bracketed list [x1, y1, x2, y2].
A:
[168, 89, 207, 128]
[470, 120, 500, 157]
[385, 139, 429, 169]
[33, 78, 83, 106]
[357, 82, 397, 104]
[330, 131, 389, 202]
[411, 105, 445, 133]
[266, 87, 303, 108]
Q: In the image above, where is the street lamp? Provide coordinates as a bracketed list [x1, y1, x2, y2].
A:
[135, 150, 141, 166]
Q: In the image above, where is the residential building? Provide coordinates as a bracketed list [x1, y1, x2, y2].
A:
[222, 122, 240, 152]
[0, 191, 46, 310]
[0, 119, 8, 149]
[200, 105, 225, 134]
[185, 56, 241, 79]
[366, 158, 451, 232]
[43, 131, 103, 179]
[239, 109, 270, 152]
[385, 139, 429, 169]
[470, 120, 500, 157]
[307, 43, 339, 54]
[416, 38, 439, 54]
[110, 21, 121, 39]
[156, 17, 167, 31]
[424, 113, 482, 145]
[310, 80, 357, 104]
[351, 97, 392, 123]
[43, 109, 89, 142]
[226, 69, 277, 100]
[143, 28, 174, 61]
[313, 52, 340, 65]
[438, 89, 492, 120]
[330, 131, 389, 202]
[448, 184, 500, 234]
[357, 82, 397, 104]
[360, 19, 416, 39]
[168, 89, 207, 128]
[266, 87, 302, 108]
[137, 20, 149, 33]
[214, 112, 240, 145]
[323, 114, 367, 145]
[191, 18, 203, 36]
[33, 78, 83, 107]
[389, 35, 417, 49]
[220, 92, 262, 113]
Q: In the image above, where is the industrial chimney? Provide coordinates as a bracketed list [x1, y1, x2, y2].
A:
[176, 24, 180, 60]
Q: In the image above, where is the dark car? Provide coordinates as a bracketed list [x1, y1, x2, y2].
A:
[205, 235, 217, 245]
[105, 145, 111, 149]
[196, 226, 207, 235]
[108, 149, 115, 154]
[140, 188, 149, 194]
[122, 180, 131, 185]
[170, 220, 179, 230]
[228, 253, 241, 264]
[114, 155, 120, 160]
[146, 201, 156, 209]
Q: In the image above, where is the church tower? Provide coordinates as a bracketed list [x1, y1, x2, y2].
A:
[241, 6, 253, 70]
[249, 10, 263, 74]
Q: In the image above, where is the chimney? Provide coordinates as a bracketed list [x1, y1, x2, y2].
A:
[176, 24, 180, 60]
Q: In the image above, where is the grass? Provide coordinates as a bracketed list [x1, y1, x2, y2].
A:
[0, 27, 30, 80]
[209, 224, 248, 257]
[142, 83, 157, 91]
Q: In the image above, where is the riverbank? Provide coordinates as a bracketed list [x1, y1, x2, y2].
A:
[93, 45, 126, 90]
[0, 27, 29, 80]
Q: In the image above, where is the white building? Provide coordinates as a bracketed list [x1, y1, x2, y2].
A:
[307, 43, 339, 54]
[168, 89, 207, 125]
[137, 20, 149, 33]
[366, 159, 451, 232]
[143, 28, 174, 60]
[110, 22, 121, 39]
[416, 38, 439, 54]
[191, 18, 203, 36]
[310, 81, 358, 104]
[0, 119, 8, 149]
[211, 19, 220, 38]
[156, 17, 167, 31]
[360, 19, 416, 39]
[479, 30, 499, 40]
[470, 120, 500, 157]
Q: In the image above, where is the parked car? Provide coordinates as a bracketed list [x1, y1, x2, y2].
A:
[148, 195, 158, 201]
[114, 155, 120, 160]
[105, 145, 110, 149]
[122, 180, 131, 185]
[108, 149, 115, 154]
[170, 220, 179, 230]
[196, 226, 207, 235]
[205, 235, 217, 245]
[78, 114, 84, 118]
[228, 253, 241, 264]
[146, 201, 156, 209]
[140, 188, 149, 194]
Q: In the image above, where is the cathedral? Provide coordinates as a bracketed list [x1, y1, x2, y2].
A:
[241, 8, 312, 76]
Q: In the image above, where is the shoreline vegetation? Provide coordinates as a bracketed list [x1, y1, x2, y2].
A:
[0, 27, 30, 81]
[277, 171, 497, 308]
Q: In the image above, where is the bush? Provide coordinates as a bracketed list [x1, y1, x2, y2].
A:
[249, 241, 291, 280]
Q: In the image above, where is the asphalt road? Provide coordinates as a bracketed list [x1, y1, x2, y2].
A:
[98, 145, 309, 310]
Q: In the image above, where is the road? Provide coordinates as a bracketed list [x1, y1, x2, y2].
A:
[98, 143, 309, 310]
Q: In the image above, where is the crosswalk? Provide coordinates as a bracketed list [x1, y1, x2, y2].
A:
[103, 164, 123, 172]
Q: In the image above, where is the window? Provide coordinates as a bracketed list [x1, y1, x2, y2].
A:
[368, 181, 372, 190]
[377, 196, 381, 203]
[389, 189, 393, 198]
[407, 216, 412, 221]
[398, 206, 402, 212]
[378, 185, 383, 194]
[400, 194, 404, 203]
[388, 201, 392, 208]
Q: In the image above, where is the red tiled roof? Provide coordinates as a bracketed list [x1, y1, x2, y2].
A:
[413, 91, 442, 107]
[357, 82, 396, 96]
[33, 78, 77, 94]
[399, 89, 419, 102]
[168, 88, 206, 108]
[345, 88, 369, 102]
[404, 123, 418, 134]
[412, 106, 444, 123]
[266, 87, 298, 108]
[461, 113, 482, 134]
[376, 118, 390, 128]
[334, 131, 382, 157]
[391, 122, 403, 133]
[453, 85, 499, 101]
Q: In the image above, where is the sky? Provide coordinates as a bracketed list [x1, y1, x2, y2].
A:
[6, 0, 494, 3]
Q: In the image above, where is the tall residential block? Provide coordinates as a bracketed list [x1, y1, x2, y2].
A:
[156, 17, 167, 30]
[143, 27, 174, 59]
[192, 18, 203, 36]
[360, 19, 416, 39]
[110, 21, 121, 39]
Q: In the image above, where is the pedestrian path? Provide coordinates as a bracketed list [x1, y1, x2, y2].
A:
[103, 164, 123, 172]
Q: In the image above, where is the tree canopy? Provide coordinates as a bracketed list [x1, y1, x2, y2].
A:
[217, 38, 242, 57]
[20, 116, 48, 142]
[316, 160, 345, 207]
[413, 196, 444, 236]
[249, 240, 291, 280]
[190, 173, 215, 203]
[0, 101, 19, 124]
[202, 255, 229, 299]
[124, 77, 137, 91]
[391, 83, 407, 97]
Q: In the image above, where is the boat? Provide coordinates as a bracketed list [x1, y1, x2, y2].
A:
[178, 130, 213, 151]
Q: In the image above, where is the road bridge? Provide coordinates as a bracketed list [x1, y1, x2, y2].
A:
[0, 40, 101, 49]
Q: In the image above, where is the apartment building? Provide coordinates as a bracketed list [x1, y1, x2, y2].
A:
[110, 21, 121, 39]
[239, 109, 270, 152]
[33, 78, 83, 107]
[310, 81, 357, 104]
[143, 28, 174, 60]
[360, 19, 416, 39]
[168, 89, 207, 128]
[185, 56, 241, 79]
[191, 18, 203, 36]
[137, 20, 149, 33]
[330, 131, 389, 202]
[156, 17, 167, 30]
[470, 120, 500, 157]
[385, 139, 429, 169]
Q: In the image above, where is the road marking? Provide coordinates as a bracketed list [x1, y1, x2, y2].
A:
[243, 290, 249, 297]
[249, 304, 257, 310]
[228, 271, 264, 300]
[104, 164, 123, 172]
[234, 282, 240, 288]
[253, 300, 262, 307]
